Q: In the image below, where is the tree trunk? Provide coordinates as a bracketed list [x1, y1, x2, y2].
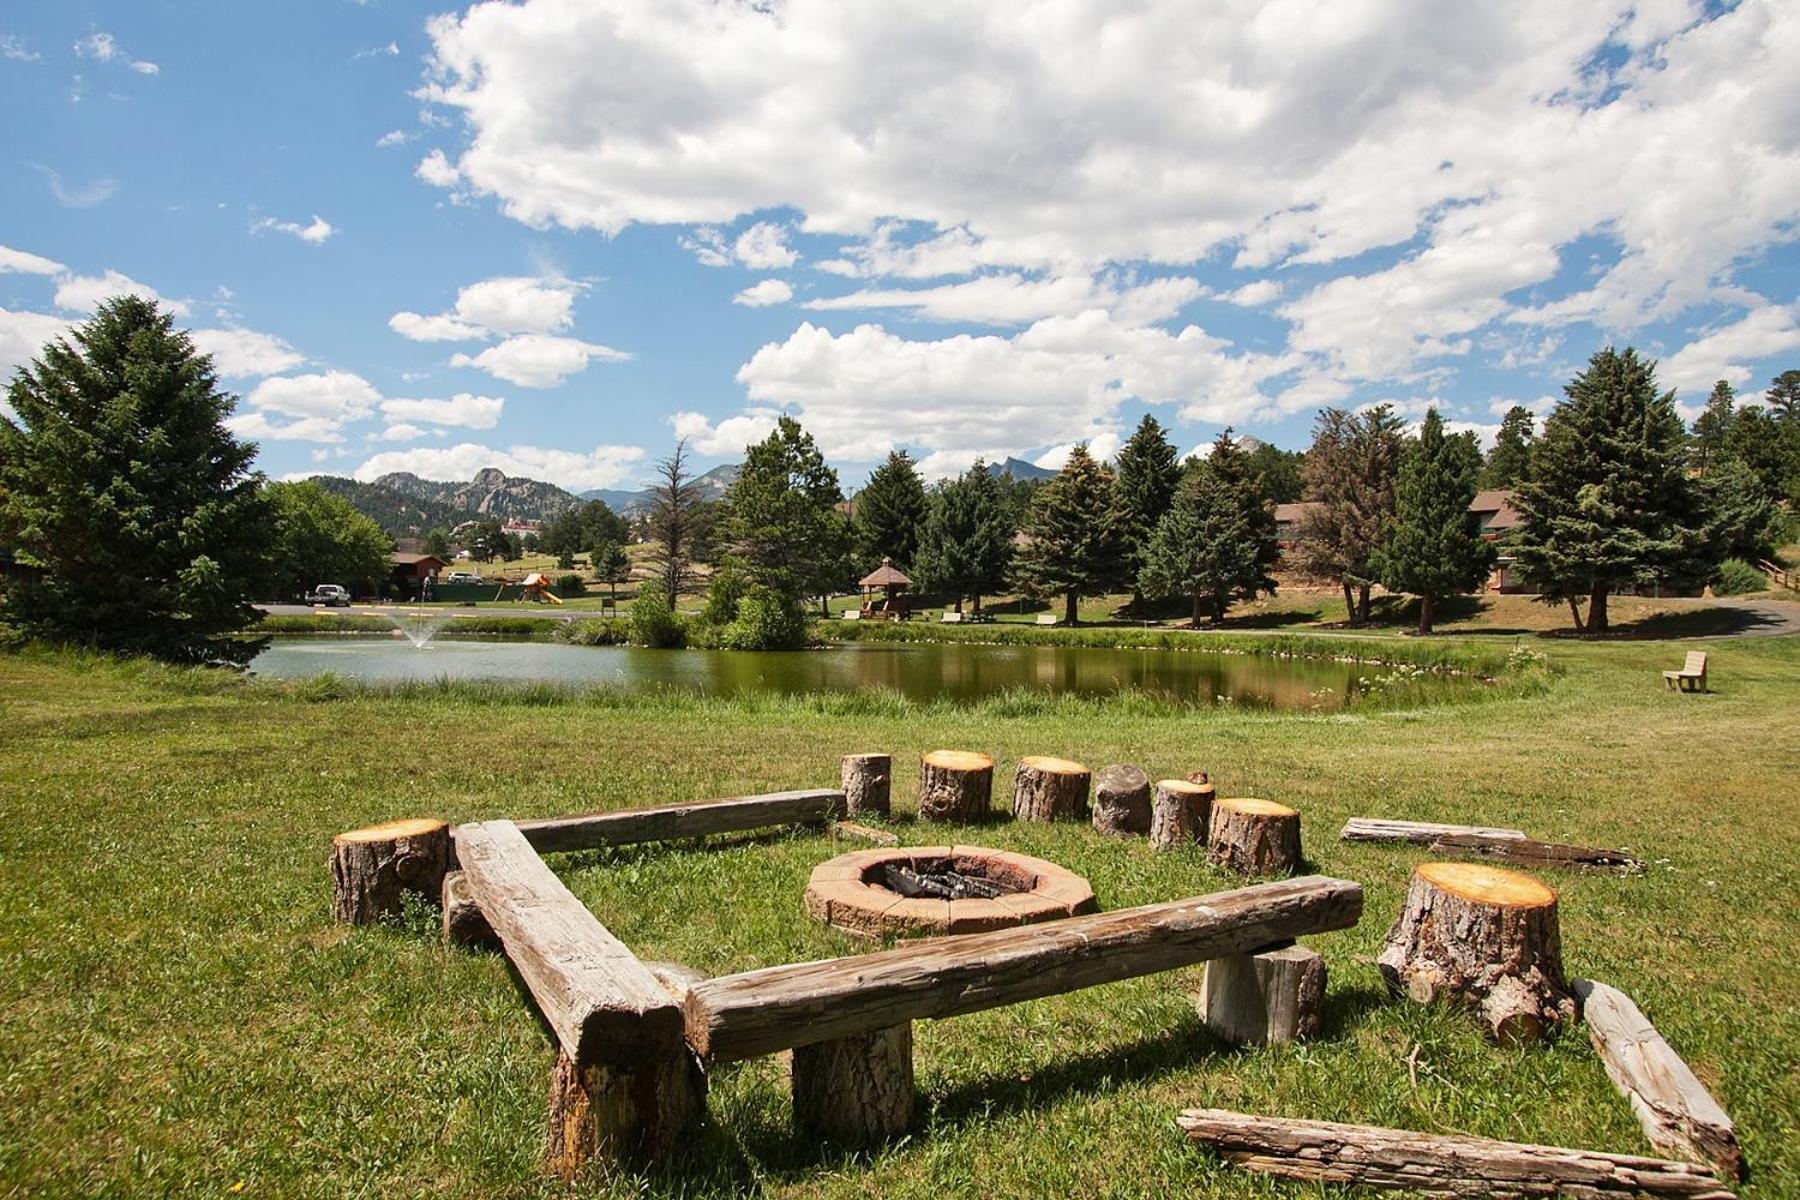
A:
[790, 1022, 914, 1141]
[1191, 590, 1205, 628]
[1064, 590, 1079, 625]
[1418, 590, 1435, 635]
[840, 753, 892, 818]
[1012, 756, 1091, 822]
[545, 1046, 705, 1177]
[1197, 944, 1325, 1044]
[1589, 585, 1610, 632]
[917, 750, 994, 822]
[1567, 594, 1585, 630]
[972, 593, 982, 615]
[1091, 763, 1151, 838]
[330, 818, 450, 925]
[1207, 798, 1302, 876]
[1357, 583, 1372, 625]
[1150, 779, 1210, 850]
[1341, 579, 1357, 624]
[1377, 861, 1576, 1044]
[1212, 590, 1230, 626]
[954, 594, 965, 614]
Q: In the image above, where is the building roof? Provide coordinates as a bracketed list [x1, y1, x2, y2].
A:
[1273, 501, 1321, 525]
[391, 552, 449, 568]
[858, 558, 912, 588]
[1469, 488, 1524, 530]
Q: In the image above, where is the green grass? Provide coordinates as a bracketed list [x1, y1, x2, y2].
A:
[1, 634, 1796, 1197]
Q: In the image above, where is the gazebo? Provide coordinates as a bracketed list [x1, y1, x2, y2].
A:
[857, 557, 913, 619]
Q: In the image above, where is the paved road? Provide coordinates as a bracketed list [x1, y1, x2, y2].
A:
[258, 603, 589, 622]
[1661, 596, 1800, 638]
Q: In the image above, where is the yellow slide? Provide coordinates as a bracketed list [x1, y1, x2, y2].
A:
[519, 572, 563, 604]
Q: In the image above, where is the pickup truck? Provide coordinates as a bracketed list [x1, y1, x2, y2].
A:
[305, 583, 352, 607]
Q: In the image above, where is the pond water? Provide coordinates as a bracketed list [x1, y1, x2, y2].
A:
[250, 635, 1439, 710]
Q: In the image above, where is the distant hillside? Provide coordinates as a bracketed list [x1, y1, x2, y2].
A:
[307, 476, 472, 537]
[988, 456, 1057, 481]
[581, 462, 740, 514]
[374, 467, 583, 523]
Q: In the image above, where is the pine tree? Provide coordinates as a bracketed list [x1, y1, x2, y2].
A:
[0, 296, 272, 665]
[1137, 430, 1278, 625]
[646, 439, 704, 599]
[1011, 444, 1125, 624]
[1372, 409, 1495, 633]
[1690, 381, 1736, 472]
[853, 450, 928, 572]
[1112, 414, 1181, 600]
[1482, 405, 1536, 488]
[1767, 369, 1800, 422]
[1291, 404, 1405, 624]
[720, 416, 853, 611]
[1697, 458, 1783, 563]
[913, 460, 1015, 614]
[591, 540, 630, 609]
[1720, 404, 1800, 504]
[1512, 347, 1708, 632]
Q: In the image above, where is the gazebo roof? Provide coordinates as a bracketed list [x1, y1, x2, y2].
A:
[858, 558, 912, 588]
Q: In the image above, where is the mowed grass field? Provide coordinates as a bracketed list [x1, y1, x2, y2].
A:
[1, 633, 1796, 1198]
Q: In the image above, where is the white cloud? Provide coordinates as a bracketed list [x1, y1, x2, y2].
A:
[670, 409, 780, 455]
[352, 441, 647, 491]
[0, 244, 65, 275]
[733, 222, 797, 269]
[228, 370, 382, 443]
[31, 165, 117, 208]
[416, 149, 461, 187]
[130, 59, 158, 75]
[391, 275, 584, 342]
[73, 32, 157, 75]
[1219, 279, 1281, 307]
[449, 334, 629, 388]
[1035, 431, 1123, 470]
[733, 279, 794, 307]
[389, 311, 486, 341]
[379, 392, 505, 429]
[1, 35, 41, 62]
[0, 308, 75, 380]
[1660, 304, 1800, 398]
[53, 270, 189, 316]
[375, 422, 428, 442]
[190, 327, 305, 378]
[251, 215, 335, 244]
[805, 273, 1202, 327]
[376, 129, 413, 148]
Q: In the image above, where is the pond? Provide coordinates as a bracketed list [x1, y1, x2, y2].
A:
[250, 635, 1443, 710]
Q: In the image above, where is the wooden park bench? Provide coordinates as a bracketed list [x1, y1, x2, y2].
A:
[940, 610, 963, 623]
[1034, 613, 1061, 626]
[1662, 650, 1707, 692]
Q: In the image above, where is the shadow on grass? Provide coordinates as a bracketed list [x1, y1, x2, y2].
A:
[1541, 604, 1778, 640]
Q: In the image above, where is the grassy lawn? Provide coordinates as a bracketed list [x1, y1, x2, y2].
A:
[1, 633, 1796, 1197]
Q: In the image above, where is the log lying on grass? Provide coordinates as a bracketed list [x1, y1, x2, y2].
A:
[833, 820, 900, 846]
[1575, 979, 1742, 1181]
[1151, 779, 1211, 850]
[1012, 755, 1091, 822]
[1196, 944, 1324, 1045]
[509, 788, 844, 855]
[1339, 817, 1528, 845]
[917, 750, 994, 822]
[331, 817, 451, 925]
[840, 754, 891, 818]
[684, 875, 1364, 1064]
[1176, 1108, 1735, 1198]
[1431, 833, 1645, 874]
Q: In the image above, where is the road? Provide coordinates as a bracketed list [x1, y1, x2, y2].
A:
[258, 603, 588, 622]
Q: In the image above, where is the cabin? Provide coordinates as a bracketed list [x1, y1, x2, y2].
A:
[390, 552, 449, 599]
[1468, 489, 1529, 591]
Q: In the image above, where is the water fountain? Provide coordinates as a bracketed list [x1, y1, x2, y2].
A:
[382, 609, 453, 649]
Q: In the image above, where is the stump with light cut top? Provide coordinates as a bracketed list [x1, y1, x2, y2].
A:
[840, 753, 892, 818]
[330, 817, 451, 925]
[1197, 944, 1325, 1045]
[1012, 755, 1091, 823]
[1091, 763, 1151, 837]
[1151, 779, 1211, 850]
[791, 1022, 915, 1140]
[917, 750, 994, 823]
[1378, 861, 1575, 1044]
[1208, 798, 1301, 876]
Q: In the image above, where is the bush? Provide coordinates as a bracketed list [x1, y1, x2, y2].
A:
[556, 573, 586, 598]
[1714, 557, 1766, 596]
[701, 565, 749, 627]
[556, 618, 628, 646]
[719, 585, 808, 650]
[628, 585, 686, 648]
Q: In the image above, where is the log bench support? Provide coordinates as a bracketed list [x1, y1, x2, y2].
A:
[790, 1022, 915, 1140]
[840, 754, 892, 818]
[330, 818, 451, 925]
[1197, 944, 1325, 1045]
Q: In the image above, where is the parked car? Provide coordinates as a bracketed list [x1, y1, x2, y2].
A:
[305, 583, 352, 607]
[444, 571, 482, 585]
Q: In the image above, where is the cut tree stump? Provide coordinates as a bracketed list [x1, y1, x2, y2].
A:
[917, 750, 994, 823]
[330, 817, 451, 925]
[1208, 799, 1301, 876]
[1339, 816, 1527, 845]
[1177, 1108, 1735, 1198]
[790, 1022, 915, 1140]
[441, 869, 498, 951]
[1091, 764, 1151, 837]
[1151, 779, 1211, 850]
[1197, 944, 1324, 1044]
[1378, 861, 1576, 1044]
[1574, 979, 1742, 1181]
[1431, 832, 1645, 874]
[841, 753, 892, 818]
[545, 1046, 705, 1177]
[1012, 755, 1091, 822]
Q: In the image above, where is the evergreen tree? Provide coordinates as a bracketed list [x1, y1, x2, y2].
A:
[1372, 409, 1495, 633]
[645, 439, 705, 599]
[590, 539, 630, 609]
[423, 528, 451, 558]
[1720, 405, 1800, 504]
[720, 416, 853, 611]
[1482, 405, 1536, 488]
[1512, 347, 1708, 632]
[913, 459, 1015, 614]
[1137, 430, 1278, 626]
[1691, 380, 1737, 472]
[266, 480, 392, 600]
[1291, 404, 1406, 624]
[0, 297, 272, 665]
[1766, 369, 1800, 422]
[1011, 444, 1125, 624]
[852, 450, 928, 572]
[1243, 440, 1305, 504]
[1696, 458, 1784, 564]
[1112, 414, 1181, 600]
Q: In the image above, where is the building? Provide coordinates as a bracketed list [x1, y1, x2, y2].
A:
[390, 552, 448, 598]
[1274, 490, 1533, 592]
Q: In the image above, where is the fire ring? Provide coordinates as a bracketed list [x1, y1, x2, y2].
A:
[804, 846, 1096, 937]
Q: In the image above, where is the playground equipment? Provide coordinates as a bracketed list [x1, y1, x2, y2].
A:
[493, 572, 564, 604]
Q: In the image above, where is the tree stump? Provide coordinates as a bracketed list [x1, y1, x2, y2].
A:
[791, 1022, 914, 1140]
[1091, 764, 1151, 837]
[1012, 755, 1091, 822]
[545, 1046, 705, 1176]
[1378, 861, 1575, 1044]
[917, 750, 994, 823]
[841, 753, 892, 818]
[330, 818, 450, 925]
[441, 869, 498, 951]
[1151, 779, 1211, 849]
[1207, 798, 1301, 876]
[1197, 944, 1325, 1044]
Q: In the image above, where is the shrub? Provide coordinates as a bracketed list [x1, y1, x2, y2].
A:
[628, 585, 686, 648]
[719, 585, 808, 650]
[701, 565, 749, 627]
[1714, 557, 1766, 596]
[556, 618, 628, 646]
[556, 573, 586, 598]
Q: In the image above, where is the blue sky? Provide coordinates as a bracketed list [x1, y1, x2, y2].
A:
[3, 1, 1797, 492]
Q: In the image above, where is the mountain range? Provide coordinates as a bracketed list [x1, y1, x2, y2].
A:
[579, 462, 741, 514]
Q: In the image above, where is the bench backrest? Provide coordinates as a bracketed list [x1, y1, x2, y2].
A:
[1684, 651, 1707, 674]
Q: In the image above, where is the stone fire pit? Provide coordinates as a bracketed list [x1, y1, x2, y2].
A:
[805, 845, 1096, 937]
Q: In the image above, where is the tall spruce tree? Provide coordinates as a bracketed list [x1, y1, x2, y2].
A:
[1482, 405, 1536, 488]
[1292, 404, 1405, 624]
[1697, 458, 1784, 563]
[1512, 347, 1708, 632]
[1372, 409, 1495, 634]
[1011, 443, 1125, 624]
[720, 416, 852, 611]
[1137, 430, 1278, 626]
[646, 439, 704, 599]
[1691, 381, 1737, 472]
[853, 450, 928, 572]
[913, 460, 1014, 614]
[1720, 405, 1800, 504]
[1112, 414, 1181, 601]
[1767, 369, 1800, 422]
[0, 296, 272, 665]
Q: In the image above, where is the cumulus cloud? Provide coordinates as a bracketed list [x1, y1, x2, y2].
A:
[379, 392, 505, 429]
[0, 307, 74, 380]
[391, 275, 585, 342]
[416, 149, 461, 187]
[376, 129, 413, 148]
[681, 221, 799, 269]
[389, 311, 486, 341]
[733, 279, 793, 307]
[1, 35, 41, 62]
[1219, 279, 1281, 307]
[0, 244, 65, 275]
[228, 370, 382, 443]
[670, 409, 781, 455]
[190, 327, 305, 379]
[1035, 431, 1123, 470]
[375, 422, 428, 442]
[805, 273, 1202, 327]
[251, 214, 335, 244]
[449, 333, 629, 388]
[53, 270, 189, 316]
[74, 32, 157, 75]
[1660, 304, 1800, 398]
[352, 441, 646, 491]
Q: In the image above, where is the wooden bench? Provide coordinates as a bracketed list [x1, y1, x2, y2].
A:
[1034, 613, 1061, 626]
[940, 610, 964, 623]
[1662, 651, 1707, 692]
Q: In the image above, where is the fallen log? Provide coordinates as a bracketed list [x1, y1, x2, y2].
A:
[1431, 833, 1645, 874]
[833, 820, 900, 846]
[684, 875, 1364, 1063]
[1176, 1108, 1734, 1198]
[1574, 979, 1742, 1181]
[1340, 817, 1528, 845]
[506, 788, 844, 856]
